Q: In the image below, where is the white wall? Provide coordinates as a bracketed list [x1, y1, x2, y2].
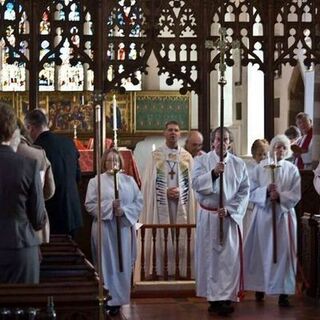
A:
[247, 63, 264, 154]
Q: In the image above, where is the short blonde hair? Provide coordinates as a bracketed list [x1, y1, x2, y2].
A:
[101, 148, 123, 172]
[251, 139, 269, 157]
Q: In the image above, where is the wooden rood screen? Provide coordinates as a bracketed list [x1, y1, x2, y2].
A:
[138, 224, 196, 281]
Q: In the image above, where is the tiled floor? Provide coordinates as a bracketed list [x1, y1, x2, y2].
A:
[111, 293, 319, 320]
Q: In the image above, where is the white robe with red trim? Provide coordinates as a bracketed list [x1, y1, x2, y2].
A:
[243, 158, 301, 295]
[192, 150, 249, 302]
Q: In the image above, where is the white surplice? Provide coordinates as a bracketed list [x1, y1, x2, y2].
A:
[313, 162, 320, 195]
[192, 150, 250, 302]
[244, 158, 301, 295]
[85, 172, 143, 306]
[135, 145, 196, 280]
[243, 158, 258, 240]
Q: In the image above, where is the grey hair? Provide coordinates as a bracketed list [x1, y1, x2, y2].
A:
[270, 134, 292, 159]
[210, 127, 234, 144]
[295, 112, 311, 122]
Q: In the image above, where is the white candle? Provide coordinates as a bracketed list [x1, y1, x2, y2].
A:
[95, 104, 101, 122]
[152, 144, 156, 151]
[274, 151, 277, 166]
[113, 95, 117, 130]
[267, 151, 271, 165]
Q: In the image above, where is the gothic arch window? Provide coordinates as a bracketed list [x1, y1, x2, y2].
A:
[0, 0, 29, 91]
[274, 0, 318, 68]
[156, 0, 200, 94]
[39, 0, 94, 92]
[209, 1, 264, 72]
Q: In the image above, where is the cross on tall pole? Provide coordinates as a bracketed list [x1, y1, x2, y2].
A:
[205, 28, 240, 245]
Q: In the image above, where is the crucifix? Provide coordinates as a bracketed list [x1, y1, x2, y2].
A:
[167, 161, 177, 180]
[205, 28, 240, 245]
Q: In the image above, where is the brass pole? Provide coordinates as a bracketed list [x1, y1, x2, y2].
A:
[270, 166, 277, 264]
[95, 104, 105, 307]
[205, 28, 240, 246]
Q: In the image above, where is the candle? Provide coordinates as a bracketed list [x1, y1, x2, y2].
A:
[95, 104, 101, 122]
[267, 151, 271, 165]
[73, 124, 77, 140]
[152, 144, 156, 151]
[113, 95, 117, 130]
[274, 151, 277, 166]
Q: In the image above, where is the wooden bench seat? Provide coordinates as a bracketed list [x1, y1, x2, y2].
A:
[0, 235, 110, 319]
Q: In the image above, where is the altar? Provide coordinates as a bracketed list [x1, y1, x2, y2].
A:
[76, 139, 141, 188]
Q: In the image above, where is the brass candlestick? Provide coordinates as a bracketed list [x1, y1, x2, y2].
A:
[264, 162, 281, 264]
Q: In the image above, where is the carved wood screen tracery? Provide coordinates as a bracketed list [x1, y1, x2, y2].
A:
[104, 0, 201, 94]
[1, 0, 320, 145]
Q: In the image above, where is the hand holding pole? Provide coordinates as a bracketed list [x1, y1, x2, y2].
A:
[205, 28, 239, 245]
[113, 167, 123, 272]
[112, 98, 123, 272]
[264, 160, 280, 264]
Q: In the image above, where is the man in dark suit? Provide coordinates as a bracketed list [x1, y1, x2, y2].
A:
[10, 123, 55, 244]
[24, 109, 83, 236]
[0, 103, 46, 284]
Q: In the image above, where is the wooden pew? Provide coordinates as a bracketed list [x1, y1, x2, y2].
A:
[301, 213, 320, 301]
[0, 235, 110, 319]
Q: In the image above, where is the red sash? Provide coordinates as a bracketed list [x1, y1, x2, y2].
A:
[199, 204, 218, 212]
[296, 128, 312, 169]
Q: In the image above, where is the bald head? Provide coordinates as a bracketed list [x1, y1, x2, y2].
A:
[185, 130, 204, 157]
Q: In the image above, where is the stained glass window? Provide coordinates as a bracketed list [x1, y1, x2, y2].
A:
[106, 0, 144, 91]
[39, 1, 94, 92]
[0, 0, 28, 91]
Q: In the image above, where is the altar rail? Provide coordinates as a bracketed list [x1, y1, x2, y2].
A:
[138, 224, 196, 281]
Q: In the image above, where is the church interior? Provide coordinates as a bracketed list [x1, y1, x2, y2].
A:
[1, 0, 320, 319]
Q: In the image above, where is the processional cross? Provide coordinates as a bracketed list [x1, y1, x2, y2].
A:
[205, 28, 240, 245]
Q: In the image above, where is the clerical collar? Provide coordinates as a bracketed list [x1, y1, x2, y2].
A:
[166, 144, 178, 150]
[213, 150, 228, 160]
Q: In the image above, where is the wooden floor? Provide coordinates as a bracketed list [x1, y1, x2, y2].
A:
[112, 293, 319, 320]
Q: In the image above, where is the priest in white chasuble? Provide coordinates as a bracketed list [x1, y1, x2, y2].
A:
[244, 135, 301, 307]
[136, 121, 196, 280]
[192, 127, 249, 316]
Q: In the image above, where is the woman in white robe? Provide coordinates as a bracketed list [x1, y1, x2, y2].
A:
[244, 135, 301, 307]
[85, 148, 143, 315]
[243, 139, 269, 240]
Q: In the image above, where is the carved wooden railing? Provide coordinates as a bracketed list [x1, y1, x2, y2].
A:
[138, 224, 196, 281]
